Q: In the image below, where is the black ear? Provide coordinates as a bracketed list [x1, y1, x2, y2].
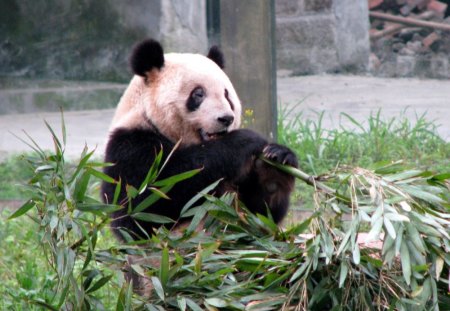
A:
[207, 45, 225, 69]
[130, 39, 165, 77]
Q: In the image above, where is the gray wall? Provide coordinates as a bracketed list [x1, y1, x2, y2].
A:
[0, 0, 207, 82]
[0, 0, 369, 82]
[276, 0, 370, 74]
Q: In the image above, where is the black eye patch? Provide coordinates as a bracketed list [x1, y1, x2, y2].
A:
[187, 87, 205, 112]
[225, 89, 234, 111]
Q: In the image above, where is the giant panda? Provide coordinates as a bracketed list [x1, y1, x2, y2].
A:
[101, 39, 298, 240]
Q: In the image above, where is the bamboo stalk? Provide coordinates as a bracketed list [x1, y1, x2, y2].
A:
[369, 10, 450, 32]
[370, 11, 435, 40]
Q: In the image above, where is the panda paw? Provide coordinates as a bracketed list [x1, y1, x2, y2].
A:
[262, 144, 298, 168]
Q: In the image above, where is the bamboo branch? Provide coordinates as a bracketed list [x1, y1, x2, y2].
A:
[369, 10, 450, 32]
[370, 11, 435, 40]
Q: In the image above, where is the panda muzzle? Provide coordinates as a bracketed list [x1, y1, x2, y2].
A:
[199, 128, 228, 142]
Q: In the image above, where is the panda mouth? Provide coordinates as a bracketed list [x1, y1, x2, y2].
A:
[199, 129, 228, 142]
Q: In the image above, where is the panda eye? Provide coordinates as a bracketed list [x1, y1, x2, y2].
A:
[187, 87, 206, 112]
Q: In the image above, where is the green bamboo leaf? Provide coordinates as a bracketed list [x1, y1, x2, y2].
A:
[289, 258, 311, 283]
[180, 179, 222, 216]
[435, 257, 445, 280]
[73, 170, 91, 202]
[76, 203, 121, 214]
[8, 200, 35, 219]
[400, 242, 411, 285]
[88, 168, 115, 183]
[152, 168, 202, 187]
[385, 213, 410, 222]
[257, 213, 278, 233]
[30, 300, 59, 311]
[186, 206, 207, 235]
[69, 148, 95, 183]
[151, 277, 165, 301]
[132, 185, 174, 214]
[406, 223, 426, 253]
[352, 244, 360, 265]
[402, 185, 445, 204]
[431, 173, 450, 181]
[138, 149, 163, 194]
[177, 296, 186, 311]
[205, 298, 228, 308]
[366, 217, 383, 242]
[385, 170, 423, 182]
[159, 247, 170, 288]
[149, 186, 171, 200]
[86, 274, 113, 293]
[116, 282, 132, 311]
[285, 216, 313, 236]
[384, 218, 397, 239]
[338, 262, 349, 288]
[131, 212, 175, 224]
[337, 229, 352, 255]
[44, 120, 63, 153]
[113, 178, 122, 205]
[185, 298, 203, 311]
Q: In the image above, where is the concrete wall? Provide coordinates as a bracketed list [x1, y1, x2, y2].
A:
[0, 0, 207, 83]
[276, 0, 370, 74]
[0, 0, 369, 82]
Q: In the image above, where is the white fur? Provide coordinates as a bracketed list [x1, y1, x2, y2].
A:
[110, 53, 242, 146]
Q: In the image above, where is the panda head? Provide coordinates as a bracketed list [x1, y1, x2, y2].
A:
[111, 39, 241, 146]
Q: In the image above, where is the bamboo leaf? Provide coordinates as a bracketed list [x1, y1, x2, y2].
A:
[159, 247, 170, 288]
[435, 256, 444, 280]
[400, 242, 411, 285]
[338, 262, 349, 288]
[88, 168, 115, 184]
[205, 298, 228, 308]
[151, 277, 165, 301]
[185, 298, 203, 311]
[86, 274, 113, 293]
[402, 185, 445, 204]
[152, 168, 202, 187]
[384, 218, 397, 239]
[352, 244, 361, 265]
[8, 200, 35, 219]
[180, 179, 222, 216]
[366, 217, 383, 242]
[131, 212, 175, 224]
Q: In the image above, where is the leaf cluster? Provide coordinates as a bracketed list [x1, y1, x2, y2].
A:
[7, 113, 450, 311]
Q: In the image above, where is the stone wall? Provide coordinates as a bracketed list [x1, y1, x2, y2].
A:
[0, 0, 206, 83]
[275, 0, 370, 74]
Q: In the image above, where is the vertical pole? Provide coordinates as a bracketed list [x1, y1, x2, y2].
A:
[219, 0, 277, 141]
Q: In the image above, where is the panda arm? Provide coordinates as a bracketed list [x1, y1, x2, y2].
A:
[165, 129, 298, 223]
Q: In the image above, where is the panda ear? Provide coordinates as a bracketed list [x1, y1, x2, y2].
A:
[207, 46, 225, 69]
[130, 39, 165, 77]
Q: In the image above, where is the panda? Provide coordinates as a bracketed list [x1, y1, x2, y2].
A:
[101, 39, 298, 240]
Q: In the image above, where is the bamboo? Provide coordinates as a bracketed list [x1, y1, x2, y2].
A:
[370, 11, 435, 40]
[369, 10, 450, 32]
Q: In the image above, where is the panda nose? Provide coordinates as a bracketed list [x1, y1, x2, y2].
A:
[218, 115, 234, 127]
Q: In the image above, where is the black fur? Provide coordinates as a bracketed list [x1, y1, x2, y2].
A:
[130, 39, 165, 76]
[101, 128, 297, 240]
[186, 87, 205, 112]
[207, 45, 225, 69]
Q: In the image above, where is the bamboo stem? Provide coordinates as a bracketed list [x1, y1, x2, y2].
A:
[369, 11, 450, 32]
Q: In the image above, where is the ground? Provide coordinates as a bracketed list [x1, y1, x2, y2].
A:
[0, 74, 449, 161]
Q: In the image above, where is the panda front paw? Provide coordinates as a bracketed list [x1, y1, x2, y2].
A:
[263, 144, 298, 168]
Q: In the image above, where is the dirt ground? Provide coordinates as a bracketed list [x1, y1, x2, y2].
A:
[0, 74, 449, 160]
